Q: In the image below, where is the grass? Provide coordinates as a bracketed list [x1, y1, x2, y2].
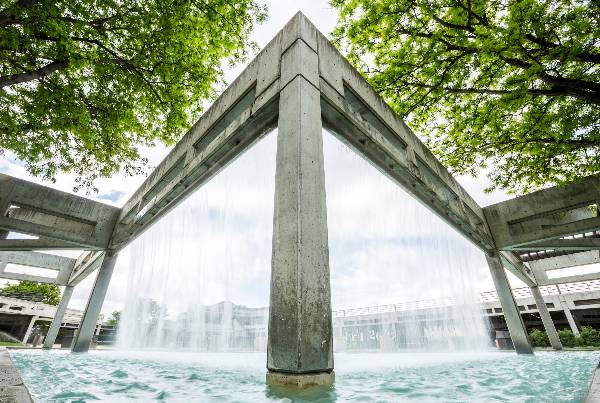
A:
[0, 341, 24, 347]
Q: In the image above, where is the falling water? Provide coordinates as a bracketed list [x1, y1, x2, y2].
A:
[117, 129, 491, 353]
[323, 131, 491, 352]
[116, 132, 277, 351]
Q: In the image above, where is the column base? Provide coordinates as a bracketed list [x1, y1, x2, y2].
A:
[266, 371, 334, 388]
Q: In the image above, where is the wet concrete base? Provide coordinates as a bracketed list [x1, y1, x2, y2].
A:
[0, 348, 32, 403]
[266, 371, 335, 388]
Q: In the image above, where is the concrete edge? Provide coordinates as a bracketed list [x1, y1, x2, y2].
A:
[585, 361, 600, 403]
[0, 347, 33, 403]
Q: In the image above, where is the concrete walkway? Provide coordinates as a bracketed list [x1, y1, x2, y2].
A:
[0, 348, 33, 402]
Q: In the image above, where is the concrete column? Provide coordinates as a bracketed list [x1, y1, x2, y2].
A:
[22, 315, 38, 344]
[43, 285, 74, 349]
[486, 252, 533, 354]
[266, 73, 334, 386]
[530, 285, 562, 350]
[0, 230, 7, 273]
[559, 296, 580, 336]
[72, 252, 118, 352]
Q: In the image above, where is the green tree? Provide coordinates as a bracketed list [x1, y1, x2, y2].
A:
[331, 0, 599, 194]
[106, 310, 120, 328]
[0, 280, 61, 305]
[0, 0, 266, 191]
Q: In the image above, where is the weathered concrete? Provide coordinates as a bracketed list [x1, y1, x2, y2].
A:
[499, 251, 536, 286]
[585, 362, 600, 403]
[21, 316, 37, 344]
[559, 296, 581, 336]
[0, 251, 75, 285]
[0, 174, 120, 250]
[267, 50, 333, 374]
[72, 252, 118, 352]
[266, 371, 334, 388]
[0, 349, 33, 403]
[68, 251, 105, 286]
[529, 251, 600, 286]
[530, 285, 562, 350]
[486, 253, 533, 354]
[43, 285, 74, 349]
[484, 176, 600, 251]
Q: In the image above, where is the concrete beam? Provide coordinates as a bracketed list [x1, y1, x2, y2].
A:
[0, 238, 92, 251]
[484, 176, 600, 250]
[72, 252, 118, 352]
[0, 251, 75, 271]
[486, 252, 533, 354]
[43, 285, 74, 349]
[528, 251, 600, 271]
[0, 251, 75, 285]
[109, 31, 283, 251]
[538, 272, 600, 286]
[106, 12, 497, 257]
[499, 251, 536, 286]
[0, 174, 120, 249]
[318, 35, 494, 252]
[511, 238, 600, 251]
[68, 251, 105, 286]
[267, 51, 333, 381]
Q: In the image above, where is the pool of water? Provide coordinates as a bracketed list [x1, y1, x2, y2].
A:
[10, 350, 600, 402]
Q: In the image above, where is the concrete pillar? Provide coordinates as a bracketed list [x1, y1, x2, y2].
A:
[266, 72, 334, 386]
[43, 285, 74, 349]
[22, 315, 38, 344]
[530, 285, 562, 350]
[72, 252, 118, 352]
[486, 252, 533, 354]
[0, 230, 7, 273]
[559, 296, 580, 336]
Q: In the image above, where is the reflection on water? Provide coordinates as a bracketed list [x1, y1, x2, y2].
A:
[11, 350, 600, 402]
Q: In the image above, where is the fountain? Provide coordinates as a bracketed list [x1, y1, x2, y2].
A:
[2, 11, 600, 402]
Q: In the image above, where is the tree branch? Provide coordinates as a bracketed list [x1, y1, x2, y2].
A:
[0, 60, 68, 88]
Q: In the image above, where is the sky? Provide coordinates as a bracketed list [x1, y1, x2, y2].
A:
[0, 1, 522, 317]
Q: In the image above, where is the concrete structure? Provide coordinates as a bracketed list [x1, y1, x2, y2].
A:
[0, 11, 599, 386]
[43, 286, 74, 349]
[0, 295, 102, 346]
[0, 348, 33, 403]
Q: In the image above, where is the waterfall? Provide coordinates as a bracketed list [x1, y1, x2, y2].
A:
[116, 129, 491, 353]
[324, 131, 491, 351]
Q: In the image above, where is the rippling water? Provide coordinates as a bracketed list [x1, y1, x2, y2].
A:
[10, 350, 600, 402]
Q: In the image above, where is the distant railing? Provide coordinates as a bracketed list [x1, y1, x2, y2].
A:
[332, 280, 600, 317]
[333, 297, 460, 318]
[479, 280, 600, 302]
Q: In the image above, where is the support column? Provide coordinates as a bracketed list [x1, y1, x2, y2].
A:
[486, 252, 533, 354]
[43, 286, 74, 349]
[22, 315, 38, 344]
[559, 296, 580, 336]
[530, 285, 562, 350]
[266, 73, 334, 385]
[71, 252, 118, 352]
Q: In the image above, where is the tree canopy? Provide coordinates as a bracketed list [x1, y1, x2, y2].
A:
[0, 0, 266, 191]
[331, 0, 599, 194]
[0, 280, 61, 305]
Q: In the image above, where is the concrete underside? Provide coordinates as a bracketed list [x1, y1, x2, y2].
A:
[266, 371, 335, 388]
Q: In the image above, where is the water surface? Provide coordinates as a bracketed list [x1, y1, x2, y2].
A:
[11, 350, 599, 402]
